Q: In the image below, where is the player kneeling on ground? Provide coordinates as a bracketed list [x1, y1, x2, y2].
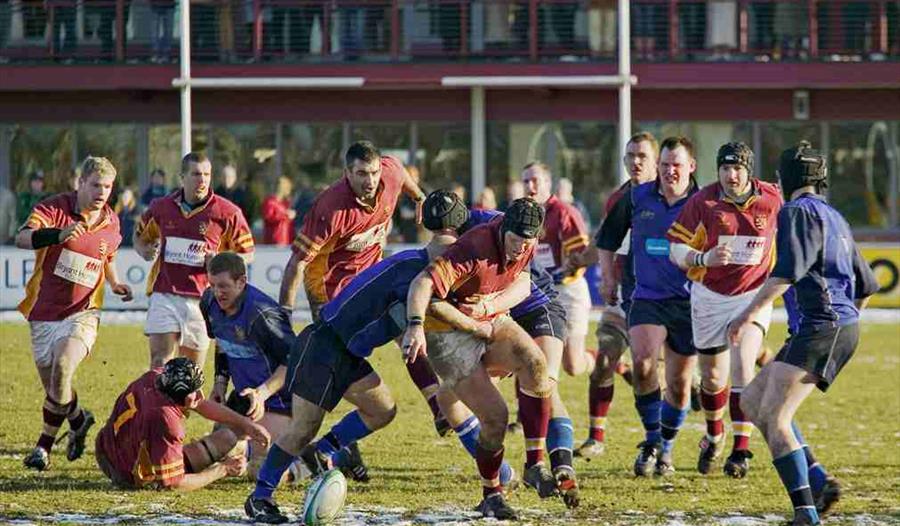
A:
[728, 142, 878, 526]
[95, 357, 271, 490]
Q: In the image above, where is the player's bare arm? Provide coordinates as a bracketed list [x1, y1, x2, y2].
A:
[133, 226, 160, 262]
[458, 271, 531, 319]
[427, 301, 493, 340]
[597, 249, 620, 305]
[566, 245, 599, 273]
[399, 161, 426, 224]
[278, 252, 308, 309]
[193, 398, 271, 450]
[240, 365, 287, 422]
[401, 271, 434, 363]
[104, 260, 133, 302]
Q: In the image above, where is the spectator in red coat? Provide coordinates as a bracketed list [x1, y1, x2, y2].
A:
[262, 176, 296, 245]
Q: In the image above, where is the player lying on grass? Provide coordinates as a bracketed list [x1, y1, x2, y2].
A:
[95, 357, 271, 491]
[17, 156, 132, 472]
[402, 198, 555, 520]
[245, 191, 513, 524]
[728, 142, 879, 526]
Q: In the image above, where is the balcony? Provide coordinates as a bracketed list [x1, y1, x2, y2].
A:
[1, 0, 897, 64]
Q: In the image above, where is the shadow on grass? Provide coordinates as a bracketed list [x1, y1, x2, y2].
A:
[0, 473, 123, 492]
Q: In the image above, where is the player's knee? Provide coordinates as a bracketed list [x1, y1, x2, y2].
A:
[596, 322, 628, 358]
[371, 404, 398, 430]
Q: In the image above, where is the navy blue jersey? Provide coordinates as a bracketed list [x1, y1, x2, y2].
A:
[320, 248, 430, 357]
[597, 180, 698, 301]
[462, 208, 557, 317]
[200, 285, 295, 413]
[771, 193, 879, 333]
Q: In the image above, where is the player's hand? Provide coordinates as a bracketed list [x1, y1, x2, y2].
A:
[458, 300, 493, 320]
[727, 312, 751, 348]
[473, 321, 494, 341]
[59, 221, 87, 243]
[401, 324, 427, 364]
[221, 453, 248, 477]
[110, 283, 133, 302]
[287, 209, 297, 220]
[600, 279, 619, 306]
[239, 386, 268, 422]
[203, 247, 216, 268]
[242, 420, 271, 451]
[138, 241, 160, 262]
[705, 245, 733, 267]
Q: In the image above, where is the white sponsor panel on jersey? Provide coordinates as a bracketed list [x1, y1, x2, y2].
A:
[164, 236, 207, 267]
[718, 235, 766, 265]
[53, 248, 103, 287]
[535, 243, 556, 269]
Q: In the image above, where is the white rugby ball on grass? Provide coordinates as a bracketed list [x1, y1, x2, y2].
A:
[302, 469, 347, 526]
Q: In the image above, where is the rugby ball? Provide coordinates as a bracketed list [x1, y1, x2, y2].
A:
[302, 469, 347, 525]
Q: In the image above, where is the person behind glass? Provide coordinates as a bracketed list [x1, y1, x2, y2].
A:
[0, 185, 17, 245]
[85, 0, 131, 57]
[116, 188, 139, 247]
[392, 165, 425, 243]
[49, 0, 77, 58]
[17, 171, 50, 230]
[215, 164, 255, 224]
[262, 176, 296, 246]
[142, 168, 169, 211]
[150, 0, 176, 62]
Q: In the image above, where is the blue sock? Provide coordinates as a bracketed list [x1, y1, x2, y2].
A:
[773, 449, 819, 523]
[253, 444, 296, 500]
[317, 411, 371, 458]
[660, 400, 689, 455]
[792, 421, 828, 493]
[454, 415, 512, 485]
[635, 389, 662, 444]
[547, 417, 574, 469]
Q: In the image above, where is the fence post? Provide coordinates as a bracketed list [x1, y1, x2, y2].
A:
[116, 0, 125, 61]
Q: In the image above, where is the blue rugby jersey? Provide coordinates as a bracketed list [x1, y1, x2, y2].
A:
[771, 193, 878, 333]
[319, 248, 430, 357]
[200, 285, 294, 412]
[597, 180, 698, 301]
[461, 208, 557, 318]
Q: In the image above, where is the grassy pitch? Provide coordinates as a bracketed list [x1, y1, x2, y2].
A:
[0, 322, 897, 525]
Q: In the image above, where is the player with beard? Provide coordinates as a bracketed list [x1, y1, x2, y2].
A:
[135, 152, 255, 368]
[728, 142, 878, 525]
[667, 142, 782, 478]
[17, 156, 132, 471]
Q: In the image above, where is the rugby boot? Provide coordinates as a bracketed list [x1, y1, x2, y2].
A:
[23, 446, 50, 471]
[697, 436, 724, 475]
[633, 440, 661, 477]
[476, 492, 517, 520]
[553, 465, 580, 509]
[523, 462, 559, 498]
[244, 496, 289, 524]
[434, 415, 452, 437]
[338, 442, 370, 483]
[66, 409, 95, 461]
[654, 450, 675, 477]
[813, 476, 842, 514]
[299, 444, 331, 477]
[574, 438, 605, 460]
[723, 449, 753, 479]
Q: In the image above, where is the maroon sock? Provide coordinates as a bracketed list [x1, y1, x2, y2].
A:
[475, 443, 504, 497]
[588, 383, 614, 442]
[730, 389, 752, 451]
[38, 397, 68, 452]
[700, 386, 729, 440]
[517, 388, 550, 467]
[405, 359, 441, 419]
[67, 391, 85, 431]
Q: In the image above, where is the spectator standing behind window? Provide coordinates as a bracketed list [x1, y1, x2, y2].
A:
[0, 185, 17, 244]
[141, 168, 169, 210]
[49, 0, 77, 57]
[588, 0, 616, 57]
[215, 164, 256, 223]
[150, 0, 176, 62]
[116, 188, 139, 246]
[262, 176, 296, 245]
[16, 172, 49, 228]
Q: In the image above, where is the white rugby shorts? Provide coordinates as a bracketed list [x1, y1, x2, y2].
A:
[29, 310, 100, 367]
[145, 293, 212, 351]
[425, 316, 512, 387]
[690, 282, 772, 350]
[554, 277, 591, 338]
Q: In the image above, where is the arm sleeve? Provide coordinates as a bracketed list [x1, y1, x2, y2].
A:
[291, 199, 335, 263]
[666, 195, 707, 249]
[224, 210, 255, 255]
[134, 206, 160, 243]
[250, 307, 295, 366]
[22, 199, 61, 231]
[595, 190, 633, 252]
[852, 245, 880, 299]
[770, 206, 823, 282]
[148, 409, 186, 488]
[560, 207, 590, 256]
[426, 244, 478, 299]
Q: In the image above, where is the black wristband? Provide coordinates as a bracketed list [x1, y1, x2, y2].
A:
[407, 316, 424, 326]
[31, 228, 62, 249]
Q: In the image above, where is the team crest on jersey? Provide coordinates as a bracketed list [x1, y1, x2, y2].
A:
[639, 210, 655, 220]
[233, 326, 245, 341]
[198, 222, 208, 236]
[165, 220, 177, 230]
[716, 212, 730, 228]
[754, 215, 767, 230]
